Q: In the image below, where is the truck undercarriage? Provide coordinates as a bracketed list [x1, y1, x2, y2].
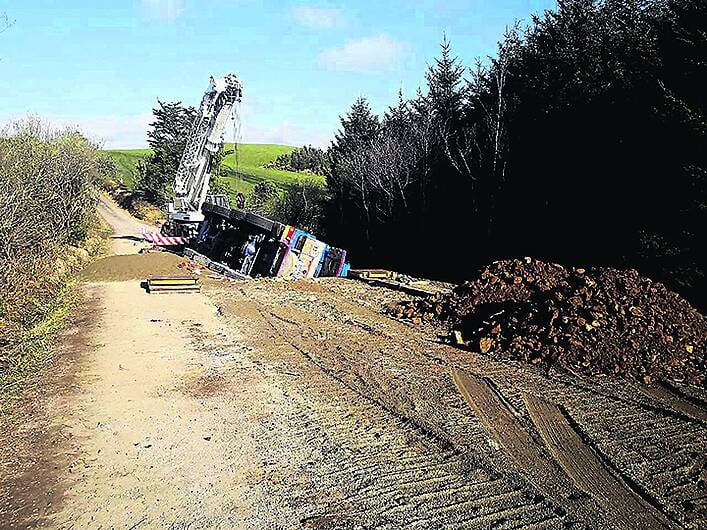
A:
[193, 202, 348, 280]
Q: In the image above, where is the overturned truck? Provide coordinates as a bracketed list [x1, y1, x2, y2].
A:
[193, 202, 349, 280]
[153, 72, 349, 281]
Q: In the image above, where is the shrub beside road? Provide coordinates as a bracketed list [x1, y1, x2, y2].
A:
[0, 119, 112, 402]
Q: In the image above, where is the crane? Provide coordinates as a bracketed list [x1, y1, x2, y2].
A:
[144, 72, 350, 280]
[163, 74, 243, 238]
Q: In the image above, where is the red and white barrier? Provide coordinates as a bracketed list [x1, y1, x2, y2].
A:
[142, 231, 188, 246]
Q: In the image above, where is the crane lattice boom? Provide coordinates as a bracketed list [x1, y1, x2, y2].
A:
[170, 74, 242, 220]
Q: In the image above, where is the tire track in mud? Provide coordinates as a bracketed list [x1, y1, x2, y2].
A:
[212, 287, 575, 529]
[453, 372, 546, 473]
[637, 384, 707, 424]
[233, 285, 647, 527]
[206, 281, 707, 528]
[459, 369, 707, 528]
[452, 371, 633, 529]
[550, 387, 707, 528]
[522, 393, 673, 530]
[258, 308, 570, 528]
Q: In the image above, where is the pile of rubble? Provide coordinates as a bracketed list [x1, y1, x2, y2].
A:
[390, 258, 706, 386]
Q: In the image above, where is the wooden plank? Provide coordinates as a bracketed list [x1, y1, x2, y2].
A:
[148, 285, 201, 293]
[349, 269, 398, 280]
[147, 275, 197, 281]
[148, 278, 198, 286]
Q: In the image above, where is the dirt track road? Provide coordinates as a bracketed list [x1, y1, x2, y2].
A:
[1, 199, 268, 528]
[96, 195, 154, 255]
[1, 200, 706, 529]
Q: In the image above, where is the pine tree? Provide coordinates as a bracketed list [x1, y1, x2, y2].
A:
[134, 100, 196, 203]
[383, 90, 411, 132]
[425, 35, 467, 130]
[327, 97, 381, 206]
[330, 97, 380, 159]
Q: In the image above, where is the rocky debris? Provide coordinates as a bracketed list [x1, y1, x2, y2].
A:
[390, 258, 707, 386]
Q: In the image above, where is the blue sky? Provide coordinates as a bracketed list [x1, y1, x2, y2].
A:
[0, 0, 556, 148]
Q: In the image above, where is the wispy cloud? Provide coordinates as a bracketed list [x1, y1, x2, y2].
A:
[139, 0, 184, 23]
[1, 111, 331, 150]
[292, 6, 342, 28]
[318, 34, 407, 72]
[226, 122, 330, 149]
[232, 96, 332, 148]
[0, 112, 154, 149]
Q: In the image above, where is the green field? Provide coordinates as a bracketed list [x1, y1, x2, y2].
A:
[105, 144, 324, 200]
[105, 149, 151, 189]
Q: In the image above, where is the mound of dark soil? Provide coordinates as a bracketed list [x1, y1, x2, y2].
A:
[390, 258, 706, 386]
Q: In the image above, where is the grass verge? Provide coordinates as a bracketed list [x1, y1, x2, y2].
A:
[0, 208, 111, 415]
[0, 283, 83, 415]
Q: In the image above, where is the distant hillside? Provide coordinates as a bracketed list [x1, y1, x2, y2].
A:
[105, 149, 151, 189]
[105, 144, 324, 200]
